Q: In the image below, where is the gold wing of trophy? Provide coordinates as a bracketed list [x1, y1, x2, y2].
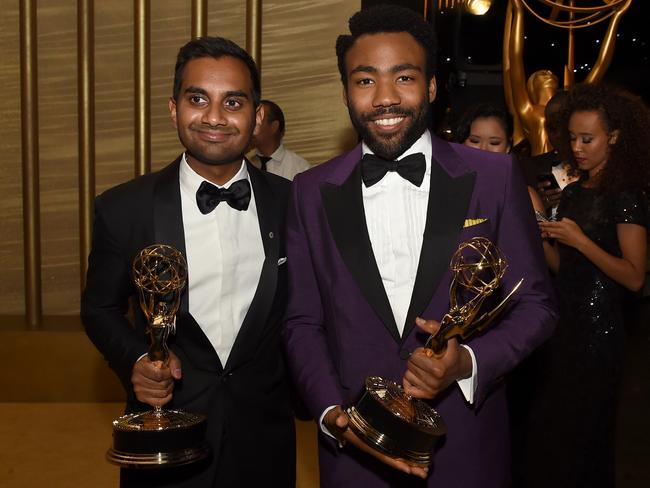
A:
[425, 237, 524, 354]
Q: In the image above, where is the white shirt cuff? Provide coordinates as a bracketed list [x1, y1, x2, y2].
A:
[456, 344, 478, 404]
[319, 405, 339, 440]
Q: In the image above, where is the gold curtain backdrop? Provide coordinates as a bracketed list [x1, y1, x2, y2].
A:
[0, 0, 358, 325]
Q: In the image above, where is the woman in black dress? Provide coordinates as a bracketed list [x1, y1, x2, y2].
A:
[523, 84, 649, 487]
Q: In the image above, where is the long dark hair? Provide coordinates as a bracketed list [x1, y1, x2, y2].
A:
[558, 83, 650, 193]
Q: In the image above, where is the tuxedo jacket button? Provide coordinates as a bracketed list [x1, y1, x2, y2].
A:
[399, 349, 410, 360]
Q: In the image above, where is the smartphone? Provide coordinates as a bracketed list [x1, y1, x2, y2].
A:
[535, 210, 556, 222]
[535, 210, 549, 222]
[536, 173, 560, 189]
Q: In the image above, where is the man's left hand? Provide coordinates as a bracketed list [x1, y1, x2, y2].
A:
[403, 317, 473, 400]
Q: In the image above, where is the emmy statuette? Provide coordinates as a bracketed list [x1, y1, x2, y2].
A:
[107, 245, 210, 468]
[346, 237, 524, 467]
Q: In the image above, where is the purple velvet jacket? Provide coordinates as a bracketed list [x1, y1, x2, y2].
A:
[283, 135, 557, 487]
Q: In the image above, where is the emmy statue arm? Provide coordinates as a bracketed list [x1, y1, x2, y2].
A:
[585, 0, 633, 84]
[282, 178, 347, 422]
[81, 194, 149, 390]
[503, 2, 525, 145]
[465, 158, 558, 406]
[508, 0, 534, 127]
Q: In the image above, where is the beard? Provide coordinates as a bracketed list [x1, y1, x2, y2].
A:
[348, 97, 431, 160]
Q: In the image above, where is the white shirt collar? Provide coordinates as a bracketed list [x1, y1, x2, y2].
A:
[257, 143, 286, 163]
[179, 153, 249, 197]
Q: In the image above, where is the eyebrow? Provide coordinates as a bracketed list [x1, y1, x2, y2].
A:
[184, 86, 208, 96]
[183, 86, 249, 99]
[349, 63, 422, 76]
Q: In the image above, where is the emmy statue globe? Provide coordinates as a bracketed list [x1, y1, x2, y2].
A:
[107, 244, 210, 468]
[346, 237, 524, 467]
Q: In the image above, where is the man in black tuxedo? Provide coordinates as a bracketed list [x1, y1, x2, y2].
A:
[519, 90, 573, 215]
[81, 37, 295, 487]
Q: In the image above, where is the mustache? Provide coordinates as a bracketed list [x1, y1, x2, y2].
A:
[362, 107, 413, 121]
[191, 122, 236, 133]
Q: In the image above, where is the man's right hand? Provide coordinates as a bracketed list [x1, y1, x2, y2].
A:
[323, 406, 428, 479]
[131, 351, 182, 408]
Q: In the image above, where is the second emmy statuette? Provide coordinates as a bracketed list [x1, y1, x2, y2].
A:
[346, 237, 523, 467]
[107, 244, 210, 468]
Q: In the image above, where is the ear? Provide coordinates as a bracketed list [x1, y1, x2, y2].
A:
[253, 102, 265, 136]
[608, 129, 619, 145]
[342, 86, 349, 107]
[428, 76, 437, 103]
[169, 97, 178, 129]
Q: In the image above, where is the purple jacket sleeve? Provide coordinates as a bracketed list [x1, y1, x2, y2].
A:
[282, 174, 347, 419]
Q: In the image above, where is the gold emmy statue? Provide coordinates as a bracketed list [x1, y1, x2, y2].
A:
[107, 245, 210, 468]
[346, 237, 524, 467]
[503, 0, 632, 154]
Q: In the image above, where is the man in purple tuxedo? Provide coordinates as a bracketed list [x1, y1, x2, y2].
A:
[283, 5, 557, 488]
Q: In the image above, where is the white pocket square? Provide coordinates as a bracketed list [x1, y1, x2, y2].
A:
[278, 257, 287, 266]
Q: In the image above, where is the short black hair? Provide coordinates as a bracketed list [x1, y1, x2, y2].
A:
[453, 103, 513, 146]
[261, 99, 285, 134]
[544, 89, 568, 125]
[172, 36, 261, 105]
[336, 5, 437, 89]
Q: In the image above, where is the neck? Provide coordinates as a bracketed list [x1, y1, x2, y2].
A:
[186, 156, 243, 186]
[256, 139, 281, 157]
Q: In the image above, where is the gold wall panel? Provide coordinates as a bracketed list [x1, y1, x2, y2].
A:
[260, 0, 360, 165]
[0, 0, 25, 315]
[38, 2, 80, 316]
[0, 0, 359, 326]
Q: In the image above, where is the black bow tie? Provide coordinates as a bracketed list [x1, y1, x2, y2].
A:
[361, 152, 426, 188]
[196, 179, 251, 213]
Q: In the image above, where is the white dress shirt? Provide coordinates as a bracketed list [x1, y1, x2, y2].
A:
[253, 143, 310, 181]
[179, 155, 265, 366]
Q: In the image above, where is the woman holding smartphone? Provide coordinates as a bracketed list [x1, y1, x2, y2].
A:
[523, 83, 649, 487]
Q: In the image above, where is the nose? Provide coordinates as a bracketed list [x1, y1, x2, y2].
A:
[202, 103, 227, 127]
[372, 80, 400, 108]
[571, 138, 581, 154]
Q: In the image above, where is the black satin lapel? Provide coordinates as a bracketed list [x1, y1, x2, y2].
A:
[225, 164, 279, 371]
[321, 163, 400, 342]
[402, 156, 476, 340]
[153, 158, 189, 316]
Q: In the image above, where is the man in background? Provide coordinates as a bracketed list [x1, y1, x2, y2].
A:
[520, 90, 577, 217]
[251, 99, 310, 180]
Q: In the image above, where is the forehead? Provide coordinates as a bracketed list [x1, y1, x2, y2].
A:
[180, 55, 253, 92]
[569, 110, 607, 132]
[344, 32, 426, 74]
[471, 116, 506, 135]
